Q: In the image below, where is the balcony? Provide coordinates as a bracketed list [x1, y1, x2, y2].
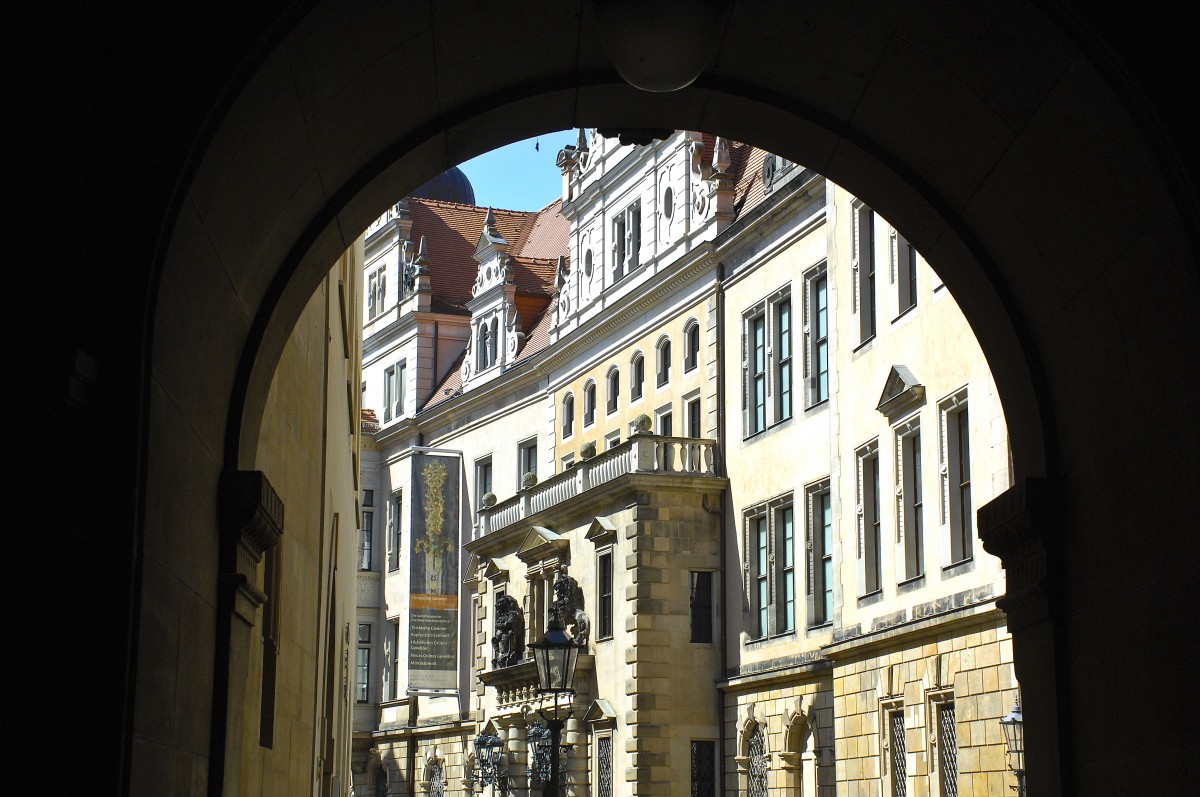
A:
[475, 434, 720, 538]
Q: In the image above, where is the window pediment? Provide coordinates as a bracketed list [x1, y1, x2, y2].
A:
[517, 525, 568, 563]
[585, 517, 618, 545]
[876, 365, 925, 419]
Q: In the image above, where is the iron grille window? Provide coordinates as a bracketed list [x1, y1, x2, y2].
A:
[890, 710, 907, 797]
[429, 760, 445, 797]
[747, 727, 768, 797]
[938, 703, 958, 797]
[691, 740, 716, 797]
[598, 734, 614, 797]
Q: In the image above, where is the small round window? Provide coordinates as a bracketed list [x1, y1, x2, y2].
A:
[663, 187, 674, 219]
[584, 249, 593, 277]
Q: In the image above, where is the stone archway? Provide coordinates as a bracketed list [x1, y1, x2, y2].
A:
[132, 2, 1200, 795]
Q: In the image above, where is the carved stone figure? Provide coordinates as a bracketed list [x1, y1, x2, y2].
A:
[492, 593, 525, 668]
[550, 572, 590, 646]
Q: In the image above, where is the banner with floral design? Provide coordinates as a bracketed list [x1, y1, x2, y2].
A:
[408, 453, 460, 689]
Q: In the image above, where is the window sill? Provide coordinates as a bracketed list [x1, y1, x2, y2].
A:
[804, 398, 828, 413]
[891, 303, 917, 324]
[857, 589, 884, 608]
[941, 557, 975, 579]
[805, 621, 833, 635]
[897, 574, 926, 594]
[852, 334, 876, 354]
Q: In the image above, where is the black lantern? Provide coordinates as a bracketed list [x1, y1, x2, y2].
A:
[999, 698, 1026, 797]
[473, 732, 506, 788]
[528, 615, 584, 797]
[530, 615, 584, 696]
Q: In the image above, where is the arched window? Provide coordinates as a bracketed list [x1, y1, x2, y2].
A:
[562, 394, 575, 439]
[606, 367, 620, 414]
[584, 381, 597, 426]
[657, 338, 671, 387]
[684, 320, 701, 372]
[477, 324, 489, 371]
[489, 317, 499, 366]
[630, 353, 645, 401]
[747, 726, 768, 797]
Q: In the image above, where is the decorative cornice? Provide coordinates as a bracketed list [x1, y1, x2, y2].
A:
[219, 470, 283, 561]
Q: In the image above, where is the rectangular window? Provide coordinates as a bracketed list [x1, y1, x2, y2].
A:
[897, 420, 924, 581]
[690, 571, 713, 643]
[936, 701, 958, 797]
[687, 397, 702, 438]
[383, 360, 406, 422]
[598, 550, 614, 640]
[355, 623, 371, 704]
[897, 233, 918, 314]
[596, 733, 614, 797]
[605, 431, 621, 450]
[474, 457, 493, 511]
[658, 409, 673, 437]
[754, 515, 769, 638]
[777, 505, 795, 632]
[751, 314, 766, 434]
[690, 740, 716, 797]
[855, 203, 877, 343]
[359, 505, 373, 571]
[805, 268, 829, 405]
[889, 708, 907, 797]
[807, 486, 833, 626]
[858, 443, 882, 595]
[386, 619, 400, 701]
[776, 299, 792, 420]
[387, 491, 402, 571]
[518, 438, 538, 482]
[939, 393, 972, 566]
[612, 201, 641, 280]
[367, 265, 386, 320]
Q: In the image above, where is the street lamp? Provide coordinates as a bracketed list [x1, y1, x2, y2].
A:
[999, 697, 1026, 797]
[473, 732, 506, 792]
[529, 614, 585, 797]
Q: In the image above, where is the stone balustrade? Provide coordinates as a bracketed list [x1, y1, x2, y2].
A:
[475, 434, 719, 538]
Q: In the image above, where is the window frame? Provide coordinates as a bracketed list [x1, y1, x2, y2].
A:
[656, 336, 671, 387]
[927, 691, 958, 797]
[630, 353, 645, 402]
[744, 493, 796, 640]
[854, 201, 877, 345]
[856, 440, 883, 597]
[894, 230, 918, 316]
[803, 264, 829, 407]
[690, 570, 714, 643]
[359, 489, 374, 571]
[518, 437, 538, 482]
[383, 359, 407, 422]
[895, 416, 925, 583]
[474, 456, 493, 511]
[939, 390, 972, 568]
[606, 366, 620, 414]
[386, 490, 402, 572]
[583, 380, 597, 427]
[742, 285, 794, 439]
[776, 503, 796, 633]
[611, 200, 641, 280]
[562, 393, 575, 440]
[367, 264, 386, 320]
[684, 318, 701, 373]
[355, 623, 372, 704]
[597, 547, 614, 640]
[686, 394, 702, 439]
[805, 482, 833, 627]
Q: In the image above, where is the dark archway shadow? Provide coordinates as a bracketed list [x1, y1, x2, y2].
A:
[116, 2, 1200, 795]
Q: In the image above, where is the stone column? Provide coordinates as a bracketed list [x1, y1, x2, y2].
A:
[979, 477, 1065, 796]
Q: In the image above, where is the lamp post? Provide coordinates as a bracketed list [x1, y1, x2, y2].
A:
[999, 697, 1026, 797]
[529, 614, 584, 797]
[473, 731, 506, 793]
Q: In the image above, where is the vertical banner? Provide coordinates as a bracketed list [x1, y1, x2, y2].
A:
[408, 454, 461, 690]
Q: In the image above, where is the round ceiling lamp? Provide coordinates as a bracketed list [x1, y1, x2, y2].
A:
[591, 0, 730, 92]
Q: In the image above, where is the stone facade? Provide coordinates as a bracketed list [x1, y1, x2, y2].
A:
[353, 132, 1021, 797]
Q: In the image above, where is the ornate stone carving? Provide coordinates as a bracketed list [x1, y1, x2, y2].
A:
[550, 572, 590, 646]
[492, 593, 526, 668]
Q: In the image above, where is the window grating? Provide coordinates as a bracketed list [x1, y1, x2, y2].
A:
[691, 740, 715, 797]
[938, 703, 958, 797]
[748, 728, 768, 797]
[429, 761, 445, 797]
[890, 710, 907, 797]
[598, 735, 613, 797]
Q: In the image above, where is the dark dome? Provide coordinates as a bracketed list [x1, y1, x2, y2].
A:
[410, 166, 476, 205]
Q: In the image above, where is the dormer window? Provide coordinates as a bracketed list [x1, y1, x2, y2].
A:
[612, 201, 641, 281]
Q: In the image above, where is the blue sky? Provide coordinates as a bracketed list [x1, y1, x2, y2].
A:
[459, 131, 576, 212]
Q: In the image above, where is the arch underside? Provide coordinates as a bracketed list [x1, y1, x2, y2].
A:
[141, 1, 1200, 794]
